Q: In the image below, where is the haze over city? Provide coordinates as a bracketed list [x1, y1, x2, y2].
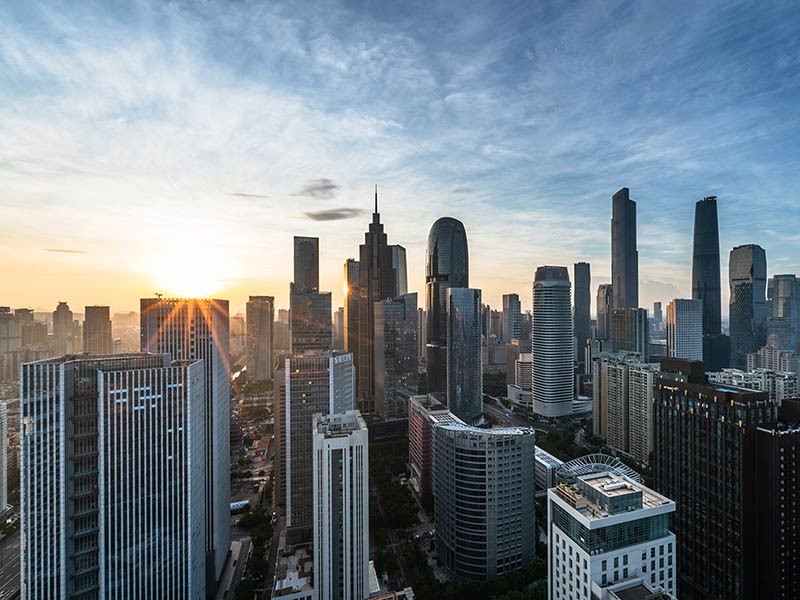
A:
[2, 0, 799, 314]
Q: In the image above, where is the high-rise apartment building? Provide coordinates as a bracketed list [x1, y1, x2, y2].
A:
[246, 295, 274, 381]
[747, 338, 800, 373]
[374, 293, 418, 419]
[357, 191, 397, 413]
[82, 306, 112, 354]
[573, 262, 591, 367]
[592, 353, 659, 465]
[343, 259, 360, 356]
[611, 187, 638, 309]
[548, 467, 676, 600]
[434, 423, 536, 581]
[293, 236, 319, 291]
[447, 288, 482, 424]
[729, 244, 767, 366]
[140, 297, 230, 582]
[653, 359, 800, 599]
[611, 307, 649, 360]
[666, 299, 703, 360]
[276, 352, 355, 542]
[312, 410, 370, 600]
[426, 217, 469, 395]
[532, 266, 573, 418]
[596, 284, 613, 340]
[21, 354, 206, 599]
[707, 368, 798, 404]
[502, 293, 521, 342]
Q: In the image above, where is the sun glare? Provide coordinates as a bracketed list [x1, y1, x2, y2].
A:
[149, 252, 228, 299]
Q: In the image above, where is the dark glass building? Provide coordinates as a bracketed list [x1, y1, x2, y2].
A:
[573, 262, 591, 368]
[425, 217, 469, 395]
[596, 284, 613, 340]
[610, 307, 649, 360]
[691, 197, 721, 334]
[447, 288, 482, 424]
[729, 244, 767, 367]
[293, 236, 319, 291]
[611, 187, 638, 309]
[290, 283, 332, 353]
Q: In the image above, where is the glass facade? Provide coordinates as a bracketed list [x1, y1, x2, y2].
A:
[447, 288, 482, 425]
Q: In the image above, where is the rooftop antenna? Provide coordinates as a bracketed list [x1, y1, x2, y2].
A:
[374, 184, 378, 214]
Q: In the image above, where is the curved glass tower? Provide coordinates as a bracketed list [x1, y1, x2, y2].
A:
[425, 217, 469, 394]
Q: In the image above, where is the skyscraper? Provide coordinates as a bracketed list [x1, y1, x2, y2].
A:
[434, 422, 536, 581]
[729, 244, 767, 366]
[83, 305, 113, 354]
[357, 188, 396, 412]
[596, 284, 613, 340]
[293, 236, 319, 291]
[573, 262, 591, 366]
[343, 258, 360, 355]
[610, 307, 649, 359]
[391, 244, 408, 296]
[374, 293, 418, 419]
[426, 217, 469, 395]
[692, 196, 722, 335]
[767, 273, 799, 350]
[52, 301, 73, 342]
[246, 295, 274, 381]
[140, 297, 231, 582]
[21, 354, 206, 598]
[447, 288, 483, 425]
[277, 352, 355, 542]
[653, 301, 663, 328]
[548, 463, 676, 600]
[611, 187, 638, 309]
[333, 306, 344, 350]
[312, 410, 370, 600]
[501, 293, 521, 342]
[532, 266, 573, 418]
[666, 298, 703, 360]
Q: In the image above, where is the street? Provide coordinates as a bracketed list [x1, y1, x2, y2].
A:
[0, 532, 20, 600]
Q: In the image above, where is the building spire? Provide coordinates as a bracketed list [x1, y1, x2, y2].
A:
[374, 184, 378, 214]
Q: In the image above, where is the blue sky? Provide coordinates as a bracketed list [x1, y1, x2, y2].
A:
[1, 0, 799, 314]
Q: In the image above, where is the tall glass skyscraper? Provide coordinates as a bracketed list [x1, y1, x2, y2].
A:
[502, 293, 521, 342]
[532, 266, 573, 418]
[596, 284, 613, 340]
[246, 295, 274, 381]
[447, 288, 482, 424]
[573, 262, 591, 365]
[426, 217, 469, 395]
[293, 236, 319, 291]
[729, 244, 767, 367]
[611, 187, 638, 309]
[692, 196, 721, 335]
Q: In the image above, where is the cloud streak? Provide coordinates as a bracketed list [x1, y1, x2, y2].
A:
[304, 207, 367, 221]
[292, 179, 340, 199]
[45, 248, 86, 254]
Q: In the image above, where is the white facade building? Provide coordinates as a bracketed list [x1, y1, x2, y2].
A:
[507, 353, 533, 409]
[534, 447, 564, 497]
[548, 472, 676, 600]
[312, 410, 369, 600]
[666, 299, 703, 360]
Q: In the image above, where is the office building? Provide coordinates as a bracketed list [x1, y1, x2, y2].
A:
[391, 244, 408, 297]
[666, 299, 702, 360]
[374, 293, 418, 419]
[21, 354, 206, 598]
[407, 394, 464, 499]
[290, 285, 332, 354]
[507, 352, 533, 409]
[502, 293, 521, 342]
[230, 313, 246, 356]
[294, 236, 319, 291]
[767, 273, 799, 350]
[276, 352, 355, 542]
[592, 353, 659, 465]
[652, 302, 663, 330]
[333, 306, 344, 350]
[611, 307, 649, 359]
[691, 196, 722, 335]
[729, 244, 767, 366]
[357, 189, 397, 412]
[653, 360, 800, 599]
[140, 297, 230, 582]
[532, 266, 573, 418]
[82, 305, 113, 354]
[343, 259, 360, 356]
[434, 423, 536, 581]
[596, 284, 613, 340]
[426, 217, 469, 395]
[611, 187, 638, 309]
[447, 288, 483, 424]
[707, 368, 798, 403]
[246, 295, 274, 381]
[52, 301, 73, 342]
[573, 262, 591, 367]
[548, 463, 676, 600]
[312, 411, 370, 600]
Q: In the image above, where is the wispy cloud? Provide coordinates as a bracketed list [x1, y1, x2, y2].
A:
[304, 207, 367, 221]
[229, 192, 270, 199]
[45, 248, 86, 254]
[292, 179, 340, 199]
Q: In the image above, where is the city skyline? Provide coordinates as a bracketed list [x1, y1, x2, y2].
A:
[3, 1, 800, 314]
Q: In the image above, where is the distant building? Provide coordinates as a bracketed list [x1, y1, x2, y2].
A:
[692, 196, 722, 336]
[375, 293, 419, 419]
[707, 368, 797, 403]
[666, 299, 702, 360]
[534, 446, 563, 496]
[312, 411, 370, 600]
[333, 306, 344, 350]
[293, 236, 319, 291]
[652, 302, 663, 330]
[502, 293, 521, 342]
[573, 263, 591, 369]
[21, 354, 206, 598]
[767, 273, 799, 350]
[391, 244, 408, 297]
[747, 339, 799, 373]
[507, 352, 532, 409]
[532, 266, 573, 418]
[290, 283, 332, 353]
[447, 288, 483, 424]
[611, 307, 649, 360]
[611, 187, 639, 309]
[343, 259, 360, 356]
[408, 394, 464, 498]
[596, 284, 613, 341]
[434, 423, 536, 581]
[246, 295, 274, 381]
[548, 465, 676, 600]
[729, 244, 767, 367]
[82, 305, 112, 354]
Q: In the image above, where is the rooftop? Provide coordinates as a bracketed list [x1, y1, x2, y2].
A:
[314, 409, 368, 436]
[273, 542, 314, 597]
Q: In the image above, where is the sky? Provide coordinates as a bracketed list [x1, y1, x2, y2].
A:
[1, 0, 799, 317]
